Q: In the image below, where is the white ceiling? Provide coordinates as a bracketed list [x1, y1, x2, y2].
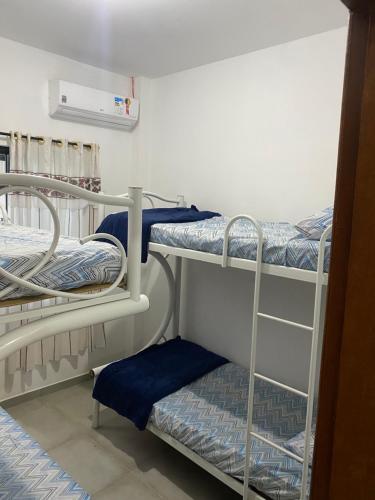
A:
[0, 0, 348, 78]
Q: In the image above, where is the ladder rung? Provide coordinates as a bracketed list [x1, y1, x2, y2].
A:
[250, 431, 304, 463]
[254, 372, 308, 398]
[257, 312, 313, 332]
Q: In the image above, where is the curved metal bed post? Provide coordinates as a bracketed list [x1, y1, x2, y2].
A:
[0, 186, 61, 299]
[0, 174, 143, 302]
[143, 251, 175, 347]
[0, 232, 127, 300]
[116, 191, 186, 207]
[222, 215, 264, 500]
[90, 250, 176, 380]
[90, 250, 176, 430]
[143, 195, 155, 208]
[221, 214, 263, 269]
[142, 191, 186, 207]
[0, 174, 135, 208]
[0, 174, 148, 360]
[0, 294, 150, 362]
[0, 204, 11, 224]
[300, 224, 332, 500]
[96, 190, 186, 228]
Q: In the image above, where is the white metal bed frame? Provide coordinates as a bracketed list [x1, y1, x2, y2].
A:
[92, 191, 331, 500]
[0, 173, 149, 360]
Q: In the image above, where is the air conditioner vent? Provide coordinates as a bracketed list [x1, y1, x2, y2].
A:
[49, 80, 139, 131]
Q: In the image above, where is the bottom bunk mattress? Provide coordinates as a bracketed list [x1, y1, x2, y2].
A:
[0, 406, 89, 499]
[0, 224, 122, 299]
[149, 362, 310, 500]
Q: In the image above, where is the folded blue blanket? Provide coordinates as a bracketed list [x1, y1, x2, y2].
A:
[92, 337, 228, 430]
[96, 206, 220, 263]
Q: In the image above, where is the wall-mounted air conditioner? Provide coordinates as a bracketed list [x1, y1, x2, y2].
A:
[49, 80, 139, 131]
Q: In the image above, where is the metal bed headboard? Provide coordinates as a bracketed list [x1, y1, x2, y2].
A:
[0, 173, 149, 360]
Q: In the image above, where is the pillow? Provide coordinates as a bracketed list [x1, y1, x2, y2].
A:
[295, 207, 333, 240]
[284, 429, 315, 465]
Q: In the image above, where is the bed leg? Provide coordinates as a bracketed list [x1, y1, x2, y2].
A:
[92, 398, 101, 429]
[172, 256, 182, 338]
[91, 375, 100, 429]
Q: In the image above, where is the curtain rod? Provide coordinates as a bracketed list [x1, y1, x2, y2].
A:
[0, 132, 93, 149]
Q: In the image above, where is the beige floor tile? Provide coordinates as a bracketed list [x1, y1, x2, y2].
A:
[133, 446, 239, 500]
[48, 434, 133, 495]
[90, 408, 169, 468]
[93, 471, 165, 500]
[7, 403, 82, 450]
[41, 380, 95, 426]
[2, 396, 44, 413]
[39, 379, 92, 406]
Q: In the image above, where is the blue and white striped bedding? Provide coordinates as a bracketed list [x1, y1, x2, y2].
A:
[0, 224, 122, 299]
[0, 406, 89, 499]
[150, 362, 310, 500]
[295, 207, 333, 240]
[150, 217, 330, 272]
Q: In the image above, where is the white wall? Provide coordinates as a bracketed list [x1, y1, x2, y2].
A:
[137, 27, 347, 391]
[0, 36, 141, 399]
[146, 28, 347, 221]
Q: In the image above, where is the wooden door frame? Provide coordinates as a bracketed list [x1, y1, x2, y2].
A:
[311, 1, 375, 498]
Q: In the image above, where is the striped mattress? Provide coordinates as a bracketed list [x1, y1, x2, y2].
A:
[150, 362, 310, 500]
[0, 406, 89, 499]
[150, 217, 330, 272]
[0, 224, 122, 299]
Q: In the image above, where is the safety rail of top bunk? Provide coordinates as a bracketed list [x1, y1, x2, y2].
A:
[0, 173, 149, 360]
[223, 215, 331, 500]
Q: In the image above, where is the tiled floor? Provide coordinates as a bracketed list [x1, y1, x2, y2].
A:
[5, 380, 240, 499]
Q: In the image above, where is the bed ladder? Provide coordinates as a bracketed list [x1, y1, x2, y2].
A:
[222, 218, 332, 500]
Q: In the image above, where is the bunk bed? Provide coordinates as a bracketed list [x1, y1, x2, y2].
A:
[0, 173, 148, 497]
[92, 192, 331, 500]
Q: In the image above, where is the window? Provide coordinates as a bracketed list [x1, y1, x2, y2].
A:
[0, 146, 9, 174]
[0, 146, 10, 211]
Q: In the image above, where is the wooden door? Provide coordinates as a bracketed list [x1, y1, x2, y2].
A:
[311, 2, 375, 498]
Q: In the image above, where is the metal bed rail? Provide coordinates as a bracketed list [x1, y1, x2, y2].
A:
[97, 190, 186, 221]
[0, 173, 149, 361]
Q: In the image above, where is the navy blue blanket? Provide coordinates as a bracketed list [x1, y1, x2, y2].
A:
[92, 337, 228, 430]
[96, 206, 220, 263]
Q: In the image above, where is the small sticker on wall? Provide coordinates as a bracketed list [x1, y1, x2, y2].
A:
[124, 98, 131, 115]
[114, 96, 125, 115]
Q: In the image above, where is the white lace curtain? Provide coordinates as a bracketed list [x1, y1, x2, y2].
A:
[2, 131, 106, 373]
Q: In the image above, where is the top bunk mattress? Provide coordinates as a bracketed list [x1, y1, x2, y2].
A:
[150, 362, 310, 500]
[150, 217, 330, 272]
[0, 224, 122, 299]
[0, 406, 89, 498]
